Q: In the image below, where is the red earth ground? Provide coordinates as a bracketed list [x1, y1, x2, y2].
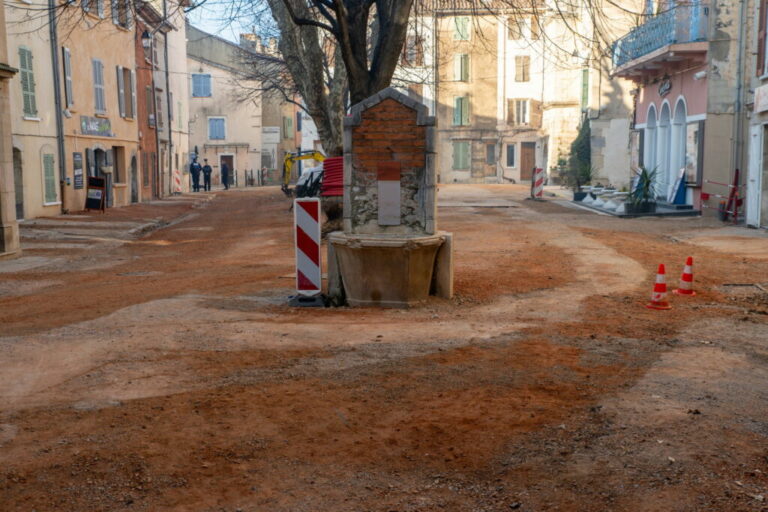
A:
[0, 185, 767, 511]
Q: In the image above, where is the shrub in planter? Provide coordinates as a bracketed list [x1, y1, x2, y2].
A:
[626, 167, 659, 213]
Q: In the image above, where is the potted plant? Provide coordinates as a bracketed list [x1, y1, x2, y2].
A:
[625, 167, 658, 214]
[563, 163, 594, 201]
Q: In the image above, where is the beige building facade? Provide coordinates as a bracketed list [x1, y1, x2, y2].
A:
[56, 0, 140, 211]
[187, 24, 263, 188]
[0, 0, 20, 256]
[5, 0, 62, 220]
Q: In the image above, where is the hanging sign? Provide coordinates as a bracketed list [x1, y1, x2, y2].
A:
[658, 79, 672, 97]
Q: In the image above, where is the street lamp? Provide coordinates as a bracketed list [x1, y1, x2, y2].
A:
[141, 30, 152, 48]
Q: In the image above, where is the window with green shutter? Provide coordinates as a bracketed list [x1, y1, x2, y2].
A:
[452, 141, 470, 170]
[19, 47, 37, 117]
[43, 154, 57, 203]
[454, 16, 470, 40]
[453, 96, 469, 126]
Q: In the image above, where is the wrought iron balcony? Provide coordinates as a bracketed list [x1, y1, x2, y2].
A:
[612, 2, 709, 70]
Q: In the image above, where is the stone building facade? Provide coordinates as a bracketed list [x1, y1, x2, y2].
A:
[0, 0, 20, 256]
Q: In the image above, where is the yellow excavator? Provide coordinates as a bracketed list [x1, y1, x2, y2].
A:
[281, 150, 326, 198]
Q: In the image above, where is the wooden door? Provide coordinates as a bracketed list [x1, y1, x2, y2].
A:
[13, 149, 23, 220]
[521, 142, 536, 181]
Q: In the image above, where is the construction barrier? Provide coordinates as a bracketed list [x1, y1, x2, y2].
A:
[674, 257, 696, 296]
[531, 167, 545, 199]
[174, 168, 182, 194]
[294, 198, 322, 297]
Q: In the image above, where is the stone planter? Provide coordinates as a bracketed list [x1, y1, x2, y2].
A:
[573, 191, 588, 202]
[624, 201, 657, 215]
[329, 232, 446, 307]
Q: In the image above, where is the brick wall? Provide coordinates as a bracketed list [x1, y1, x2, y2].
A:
[349, 98, 428, 233]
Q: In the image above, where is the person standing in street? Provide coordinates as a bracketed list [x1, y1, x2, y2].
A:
[190, 158, 202, 192]
[221, 162, 230, 190]
[202, 159, 213, 192]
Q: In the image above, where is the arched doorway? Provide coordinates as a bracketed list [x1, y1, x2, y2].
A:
[669, 98, 688, 201]
[644, 105, 658, 172]
[130, 155, 139, 203]
[12, 148, 23, 220]
[656, 103, 671, 199]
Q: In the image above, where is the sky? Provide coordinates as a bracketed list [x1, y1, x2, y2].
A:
[186, 0, 274, 44]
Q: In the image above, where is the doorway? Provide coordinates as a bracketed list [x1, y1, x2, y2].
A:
[130, 156, 139, 203]
[12, 148, 23, 220]
[220, 155, 234, 188]
[762, 125, 768, 228]
[94, 149, 113, 208]
[520, 142, 536, 181]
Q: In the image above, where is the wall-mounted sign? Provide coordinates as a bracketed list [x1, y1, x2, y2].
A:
[755, 84, 768, 113]
[262, 126, 280, 144]
[80, 116, 113, 137]
[658, 79, 672, 97]
[73, 152, 84, 189]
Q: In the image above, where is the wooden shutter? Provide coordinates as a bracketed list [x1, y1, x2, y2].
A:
[453, 97, 461, 125]
[116, 66, 125, 117]
[530, 99, 543, 129]
[43, 154, 57, 203]
[530, 16, 540, 40]
[192, 74, 200, 96]
[461, 54, 469, 81]
[759, 0, 768, 77]
[461, 97, 470, 125]
[19, 48, 37, 117]
[130, 69, 137, 119]
[62, 47, 73, 107]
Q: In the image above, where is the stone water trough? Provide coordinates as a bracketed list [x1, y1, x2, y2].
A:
[327, 88, 453, 307]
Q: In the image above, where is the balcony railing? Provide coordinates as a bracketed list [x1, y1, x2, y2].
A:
[612, 1, 709, 69]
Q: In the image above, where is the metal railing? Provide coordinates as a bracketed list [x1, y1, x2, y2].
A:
[612, 1, 709, 69]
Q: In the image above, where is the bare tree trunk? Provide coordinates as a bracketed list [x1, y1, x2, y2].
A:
[266, 0, 346, 154]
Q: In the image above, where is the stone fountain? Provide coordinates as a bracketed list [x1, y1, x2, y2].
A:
[327, 88, 452, 307]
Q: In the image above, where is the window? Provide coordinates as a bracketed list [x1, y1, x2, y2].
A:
[581, 68, 589, 111]
[112, 0, 132, 28]
[402, 35, 423, 66]
[62, 47, 73, 108]
[453, 16, 470, 40]
[507, 17, 522, 40]
[283, 116, 294, 138]
[92, 59, 105, 113]
[454, 54, 469, 82]
[18, 47, 37, 117]
[116, 66, 135, 118]
[96, 0, 104, 18]
[486, 144, 496, 165]
[453, 96, 470, 126]
[208, 117, 226, 140]
[145, 86, 155, 127]
[506, 144, 516, 167]
[515, 56, 530, 82]
[452, 141, 470, 170]
[508, 99, 530, 126]
[192, 73, 212, 97]
[43, 153, 57, 203]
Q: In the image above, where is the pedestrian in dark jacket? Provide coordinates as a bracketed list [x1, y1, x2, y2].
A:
[221, 162, 230, 190]
[202, 159, 213, 191]
[190, 158, 202, 192]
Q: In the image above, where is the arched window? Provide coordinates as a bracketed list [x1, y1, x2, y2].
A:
[656, 102, 672, 199]
[644, 104, 658, 172]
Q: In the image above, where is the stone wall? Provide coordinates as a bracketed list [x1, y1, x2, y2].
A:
[343, 89, 436, 235]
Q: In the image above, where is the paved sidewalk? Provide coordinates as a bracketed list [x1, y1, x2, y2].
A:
[0, 193, 214, 275]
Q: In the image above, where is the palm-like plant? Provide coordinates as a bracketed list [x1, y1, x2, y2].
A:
[630, 166, 659, 206]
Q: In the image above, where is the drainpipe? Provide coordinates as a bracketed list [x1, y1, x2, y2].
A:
[731, 0, 747, 176]
[163, 0, 173, 194]
[49, 0, 67, 214]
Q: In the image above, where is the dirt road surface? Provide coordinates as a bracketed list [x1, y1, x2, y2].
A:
[1, 185, 767, 511]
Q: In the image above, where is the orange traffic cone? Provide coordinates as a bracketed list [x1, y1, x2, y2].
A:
[673, 257, 696, 296]
[646, 264, 672, 310]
